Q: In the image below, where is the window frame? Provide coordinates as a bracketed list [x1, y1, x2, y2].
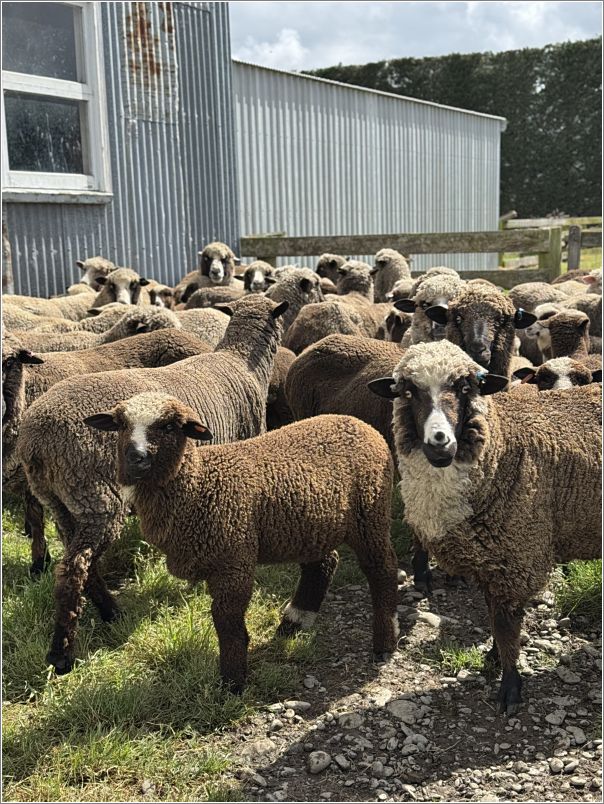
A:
[1, 1, 112, 203]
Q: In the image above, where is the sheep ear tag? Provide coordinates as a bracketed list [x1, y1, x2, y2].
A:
[393, 299, 415, 313]
[83, 413, 120, 431]
[182, 421, 213, 442]
[514, 309, 537, 329]
[367, 377, 399, 399]
[478, 373, 509, 395]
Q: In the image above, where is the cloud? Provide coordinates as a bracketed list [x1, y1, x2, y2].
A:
[229, 1, 602, 71]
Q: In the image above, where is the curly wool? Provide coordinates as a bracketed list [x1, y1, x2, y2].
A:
[561, 293, 602, 337]
[175, 308, 229, 347]
[184, 286, 245, 309]
[265, 268, 324, 332]
[372, 249, 411, 303]
[282, 301, 364, 354]
[3, 292, 98, 322]
[401, 271, 466, 348]
[508, 282, 568, 312]
[2, 307, 80, 333]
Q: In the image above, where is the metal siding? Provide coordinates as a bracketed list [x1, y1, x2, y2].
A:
[233, 61, 505, 271]
[5, 2, 238, 297]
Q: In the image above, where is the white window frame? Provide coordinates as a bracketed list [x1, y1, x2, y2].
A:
[1, 1, 112, 203]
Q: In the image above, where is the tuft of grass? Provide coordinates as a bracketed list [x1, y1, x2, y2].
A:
[555, 560, 602, 619]
[423, 639, 485, 674]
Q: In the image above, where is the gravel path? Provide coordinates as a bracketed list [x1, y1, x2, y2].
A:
[216, 570, 601, 802]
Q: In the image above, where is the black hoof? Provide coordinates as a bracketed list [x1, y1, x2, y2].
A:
[413, 568, 433, 597]
[276, 619, 302, 637]
[29, 554, 51, 578]
[47, 653, 74, 676]
[497, 668, 522, 716]
[373, 651, 393, 663]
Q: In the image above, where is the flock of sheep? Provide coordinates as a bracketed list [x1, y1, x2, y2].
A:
[2, 241, 601, 716]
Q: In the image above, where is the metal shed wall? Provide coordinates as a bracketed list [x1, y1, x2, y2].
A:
[233, 60, 506, 271]
[4, 1, 239, 297]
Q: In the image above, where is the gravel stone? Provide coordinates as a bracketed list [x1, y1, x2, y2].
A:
[338, 712, 364, 729]
[555, 666, 581, 684]
[549, 758, 564, 774]
[545, 710, 567, 726]
[308, 751, 332, 774]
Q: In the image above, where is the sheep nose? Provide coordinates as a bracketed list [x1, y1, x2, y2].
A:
[125, 444, 150, 469]
[469, 342, 491, 365]
[432, 430, 450, 446]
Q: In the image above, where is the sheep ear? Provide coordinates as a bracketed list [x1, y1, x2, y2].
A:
[18, 349, 44, 365]
[512, 367, 537, 383]
[514, 309, 537, 329]
[425, 305, 449, 326]
[271, 301, 289, 319]
[87, 308, 102, 316]
[478, 373, 509, 395]
[233, 274, 245, 281]
[265, 275, 277, 285]
[581, 274, 598, 285]
[182, 420, 213, 441]
[299, 277, 314, 293]
[96, 276, 108, 286]
[139, 277, 150, 286]
[84, 412, 120, 431]
[234, 257, 241, 266]
[135, 322, 149, 333]
[393, 299, 416, 313]
[76, 260, 85, 269]
[215, 303, 234, 317]
[367, 377, 399, 399]
[591, 369, 602, 383]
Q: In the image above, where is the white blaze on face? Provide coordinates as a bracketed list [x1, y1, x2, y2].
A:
[423, 383, 456, 448]
[123, 392, 171, 454]
[80, 269, 93, 286]
[547, 357, 575, 390]
[115, 284, 132, 305]
[209, 258, 224, 283]
[251, 269, 264, 291]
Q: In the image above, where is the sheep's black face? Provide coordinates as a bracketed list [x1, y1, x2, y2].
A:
[445, 298, 515, 372]
[2, 347, 44, 428]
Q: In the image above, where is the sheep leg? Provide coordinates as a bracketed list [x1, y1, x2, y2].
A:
[411, 545, 433, 596]
[207, 572, 254, 695]
[24, 491, 50, 577]
[490, 599, 524, 716]
[483, 592, 501, 672]
[357, 554, 399, 662]
[276, 551, 339, 637]
[84, 562, 120, 622]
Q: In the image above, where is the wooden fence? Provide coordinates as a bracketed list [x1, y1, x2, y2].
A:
[240, 227, 563, 288]
[501, 215, 602, 271]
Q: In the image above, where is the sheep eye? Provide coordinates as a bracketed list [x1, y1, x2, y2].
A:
[130, 282, 137, 290]
[460, 384, 471, 394]
[163, 423, 175, 433]
[455, 315, 463, 325]
[420, 301, 429, 310]
[403, 389, 413, 399]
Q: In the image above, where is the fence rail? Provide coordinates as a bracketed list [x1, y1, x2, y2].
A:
[240, 227, 563, 288]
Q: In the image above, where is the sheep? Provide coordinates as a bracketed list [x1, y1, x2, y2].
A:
[286, 334, 403, 454]
[583, 268, 602, 295]
[371, 249, 411, 303]
[561, 292, 602, 337]
[85, 399, 399, 692]
[68, 257, 117, 294]
[265, 268, 324, 333]
[89, 267, 150, 308]
[425, 284, 537, 379]
[176, 308, 230, 348]
[333, 261, 393, 335]
[316, 253, 346, 284]
[519, 302, 563, 364]
[539, 309, 602, 367]
[397, 269, 466, 347]
[2, 306, 80, 333]
[234, 260, 277, 293]
[319, 277, 338, 295]
[387, 276, 416, 302]
[368, 339, 601, 714]
[266, 347, 296, 431]
[513, 357, 602, 390]
[173, 269, 201, 305]
[377, 308, 414, 344]
[9, 308, 181, 354]
[197, 241, 239, 288]
[18, 295, 289, 674]
[184, 285, 246, 309]
[147, 283, 175, 309]
[282, 301, 364, 355]
[551, 269, 591, 285]
[3, 292, 100, 322]
[3, 328, 212, 575]
[507, 281, 568, 312]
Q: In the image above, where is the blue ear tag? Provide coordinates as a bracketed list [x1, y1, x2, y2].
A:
[476, 370, 488, 384]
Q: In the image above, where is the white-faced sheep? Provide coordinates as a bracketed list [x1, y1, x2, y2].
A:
[18, 295, 289, 674]
[89, 267, 150, 308]
[67, 257, 117, 294]
[235, 260, 277, 293]
[519, 302, 562, 364]
[397, 268, 466, 348]
[371, 249, 411, 303]
[368, 339, 601, 714]
[513, 357, 602, 390]
[85, 401, 399, 692]
[197, 241, 239, 288]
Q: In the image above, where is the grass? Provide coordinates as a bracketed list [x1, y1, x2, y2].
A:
[2, 488, 412, 802]
[555, 560, 602, 620]
[424, 639, 485, 675]
[501, 247, 602, 273]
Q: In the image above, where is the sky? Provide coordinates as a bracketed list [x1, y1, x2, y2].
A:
[229, 1, 603, 72]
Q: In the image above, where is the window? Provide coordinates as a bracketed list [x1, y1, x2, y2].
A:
[2, 1, 111, 201]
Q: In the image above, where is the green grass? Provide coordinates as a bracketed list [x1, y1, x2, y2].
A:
[501, 247, 602, 273]
[431, 640, 485, 675]
[555, 560, 602, 620]
[2, 487, 410, 801]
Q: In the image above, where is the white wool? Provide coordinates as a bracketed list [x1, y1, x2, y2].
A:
[393, 340, 481, 390]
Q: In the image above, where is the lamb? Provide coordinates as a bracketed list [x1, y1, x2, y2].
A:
[368, 339, 601, 714]
[85, 399, 399, 692]
[235, 260, 277, 293]
[18, 295, 289, 674]
[89, 267, 150, 308]
[2, 328, 212, 575]
[316, 253, 346, 284]
[371, 249, 411, 303]
[3, 291, 100, 322]
[426, 284, 536, 378]
[9, 308, 181, 353]
[397, 269, 466, 347]
[286, 334, 403, 454]
[196, 241, 239, 288]
[508, 281, 568, 312]
[67, 257, 117, 294]
[265, 268, 324, 333]
[513, 357, 602, 390]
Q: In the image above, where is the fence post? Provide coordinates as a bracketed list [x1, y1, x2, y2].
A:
[566, 225, 582, 271]
[498, 210, 518, 266]
[538, 226, 562, 281]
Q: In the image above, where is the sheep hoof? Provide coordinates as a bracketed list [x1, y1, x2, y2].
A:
[413, 569, 433, 597]
[29, 554, 51, 578]
[373, 651, 393, 664]
[276, 620, 302, 638]
[47, 653, 73, 676]
[497, 668, 522, 716]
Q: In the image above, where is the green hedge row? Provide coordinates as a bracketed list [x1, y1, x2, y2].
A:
[308, 38, 602, 218]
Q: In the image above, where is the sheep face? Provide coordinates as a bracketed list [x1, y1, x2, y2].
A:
[149, 286, 175, 309]
[368, 341, 507, 467]
[240, 261, 276, 293]
[76, 257, 116, 290]
[336, 261, 374, 299]
[316, 253, 346, 283]
[85, 393, 212, 487]
[524, 303, 561, 343]
[96, 268, 149, 305]
[198, 242, 236, 285]
[2, 338, 43, 429]
[514, 358, 600, 391]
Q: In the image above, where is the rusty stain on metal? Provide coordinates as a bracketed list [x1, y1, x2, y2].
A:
[125, 2, 162, 79]
[160, 2, 174, 34]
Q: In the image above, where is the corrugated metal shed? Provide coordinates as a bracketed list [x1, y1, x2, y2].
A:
[4, 1, 239, 297]
[233, 60, 506, 271]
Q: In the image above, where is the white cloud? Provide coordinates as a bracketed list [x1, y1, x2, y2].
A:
[235, 28, 310, 71]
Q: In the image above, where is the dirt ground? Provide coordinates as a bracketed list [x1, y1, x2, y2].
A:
[214, 569, 602, 803]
